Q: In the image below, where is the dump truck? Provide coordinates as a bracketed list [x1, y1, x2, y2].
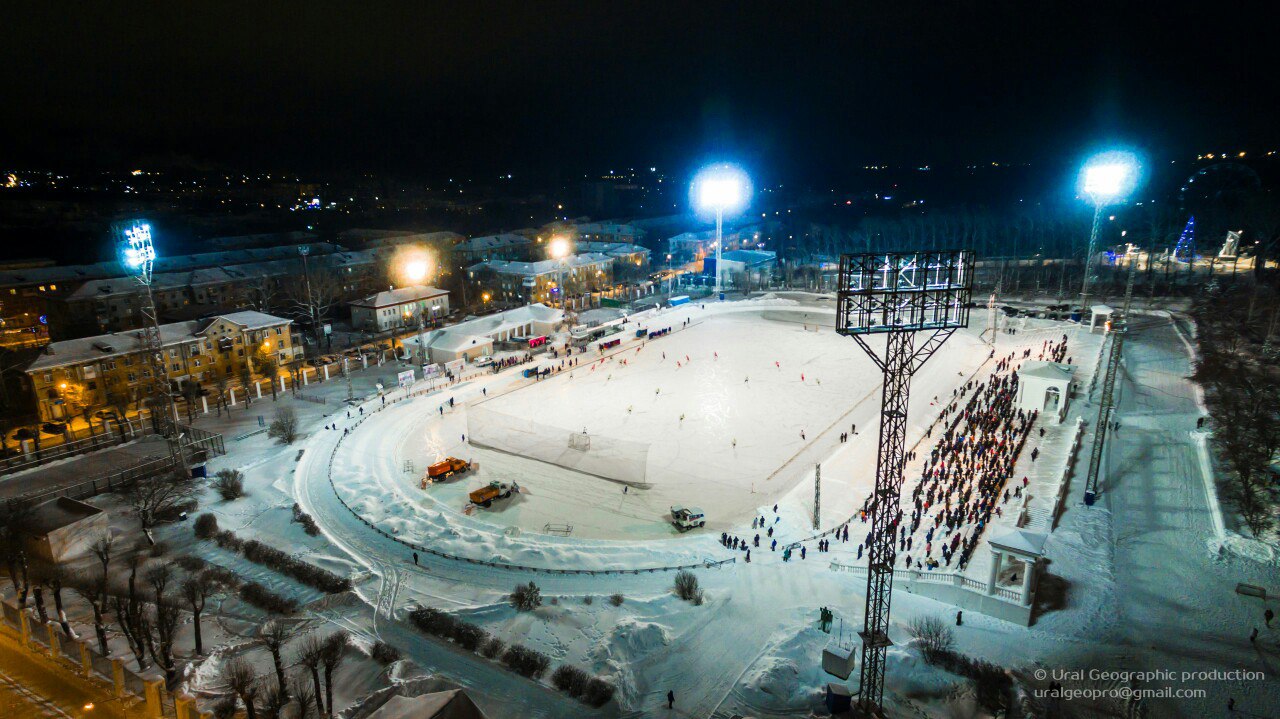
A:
[469, 481, 518, 507]
[427, 457, 471, 481]
[670, 505, 706, 532]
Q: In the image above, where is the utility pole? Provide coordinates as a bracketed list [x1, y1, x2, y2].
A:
[299, 246, 319, 361]
[836, 250, 973, 715]
[1084, 253, 1139, 504]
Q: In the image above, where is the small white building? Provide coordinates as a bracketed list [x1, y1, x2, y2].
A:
[404, 303, 564, 364]
[1089, 304, 1114, 332]
[23, 497, 109, 563]
[1016, 360, 1076, 421]
[350, 285, 450, 332]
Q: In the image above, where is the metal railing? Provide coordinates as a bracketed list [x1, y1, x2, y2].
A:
[1, 418, 156, 474]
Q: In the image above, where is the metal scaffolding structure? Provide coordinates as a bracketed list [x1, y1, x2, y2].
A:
[836, 250, 973, 714]
[1084, 255, 1139, 504]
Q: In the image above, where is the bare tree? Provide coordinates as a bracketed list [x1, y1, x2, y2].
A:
[0, 503, 32, 604]
[290, 673, 317, 719]
[282, 265, 344, 360]
[320, 630, 349, 719]
[181, 571, 218, 655]
[72, 569, 111, 655]
[260, 620, 291, 703]
[225, 658, 261, 719]
[113, 554, 151, 672]
[211, 374, 230, 416]
[125, 470, 200, 533]
[144, 564, 181, 681]
[296, 633, 327, 719]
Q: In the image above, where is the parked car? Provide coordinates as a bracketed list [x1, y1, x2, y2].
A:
[474, 355, 495, 367]
[41, 421, 67, 434]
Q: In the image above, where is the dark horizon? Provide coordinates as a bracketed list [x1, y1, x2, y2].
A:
[5, 3, 1278, 183]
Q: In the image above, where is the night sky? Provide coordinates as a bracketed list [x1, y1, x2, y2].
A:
[4, 2, 1276, 182]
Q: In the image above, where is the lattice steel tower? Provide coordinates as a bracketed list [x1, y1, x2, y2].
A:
[116, 220, 180, 430]
[836, 250, 973, 715]
[1083, 252, 1139, 504]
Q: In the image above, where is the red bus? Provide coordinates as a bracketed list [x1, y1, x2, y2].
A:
[528, 335, 548, 348]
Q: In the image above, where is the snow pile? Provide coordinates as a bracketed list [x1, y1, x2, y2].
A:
[590, 617, 671, 668]
[733, 624, 828, 714]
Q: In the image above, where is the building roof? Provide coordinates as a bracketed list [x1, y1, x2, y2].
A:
[0, 243, 346, 289]
[470, 253, 612, 277]
[27, 311, 292, 372]
[351, 285, 449, 309]
[988, 529, 1048, 558]
[406, 304, 562, 354]
[1018, 360, 1075, 382]
[366, 691, 488, 719]
[454, 233, 531, 253]
[338, 229, 463, 248]
[25, 497, 105, 537]
[575, 242, 651, 258]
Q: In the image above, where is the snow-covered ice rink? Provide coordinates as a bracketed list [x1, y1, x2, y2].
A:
[337, 300, 1009, 541]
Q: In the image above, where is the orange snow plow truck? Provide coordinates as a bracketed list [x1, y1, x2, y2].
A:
[469, 481, 518, 507]
[427, 457, 471, 480]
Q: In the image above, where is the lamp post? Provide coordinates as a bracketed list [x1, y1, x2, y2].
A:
[1079, 154, 1138, 313]
[693, 165, 750, 300]
[298, 245, 320, 359]
[548, 236, 571, 310]
[404, 258, 430, 369]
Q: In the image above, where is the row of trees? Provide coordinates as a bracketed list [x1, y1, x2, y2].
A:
[1191, 283, 1280, 535]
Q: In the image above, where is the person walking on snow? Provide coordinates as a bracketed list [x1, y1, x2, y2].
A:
[667, 690, 675, 709]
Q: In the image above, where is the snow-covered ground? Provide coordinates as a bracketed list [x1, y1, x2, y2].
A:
[18, 296, 1276, 719]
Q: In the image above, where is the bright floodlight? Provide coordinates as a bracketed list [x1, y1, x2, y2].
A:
[121, 223, 154, 269]
[1081, 152, 1139, 202]
[405, 259, 428, 282]
[692, 164, 751, 215]
[548, 236, 571, 259]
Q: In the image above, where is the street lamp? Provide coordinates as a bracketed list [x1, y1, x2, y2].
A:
[1078, 152, 1138, 312]
[548, 236, 572, 308]
[400, 256, 434, 368]
[692, 164, 751, 299]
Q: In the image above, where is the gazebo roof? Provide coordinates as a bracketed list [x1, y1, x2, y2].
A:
[989, 529, 1048, 558]
[1018, 360, 1075, 382]
[1090, 304, 1115, 315]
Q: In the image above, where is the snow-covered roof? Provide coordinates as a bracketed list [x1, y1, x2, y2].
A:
[0, 243, 345, 288]
[576, 241, 651, 258]
[350, 285, 449, 309]
[27, 311, 292, 372]
[366, 691, 487, 719]
[1091, 304, 1115, 315]
[26, 497, 104, 537]
[455, 233, 531, 253]
[471, 253, 612, 277]
[1018, 361, 1075, 382]
[406, 304, 563, 352]
[988, 529, 1048, 557]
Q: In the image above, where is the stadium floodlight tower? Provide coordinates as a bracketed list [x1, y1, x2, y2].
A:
[836, 249, 973, 716]
[116, 220, 180, 430]
[692, 164, 751, 300]
[1079, 152, 1138, 313]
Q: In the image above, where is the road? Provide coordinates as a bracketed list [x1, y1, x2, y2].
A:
[0, 627, 146, 719]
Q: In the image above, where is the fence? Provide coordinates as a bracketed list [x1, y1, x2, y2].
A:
[1, 416, 156, 474]
[323, 386, 737, 577]
[0, 597, 180, 717]
[829, 559, 1027, 605]
[6, 422, 226, 509]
